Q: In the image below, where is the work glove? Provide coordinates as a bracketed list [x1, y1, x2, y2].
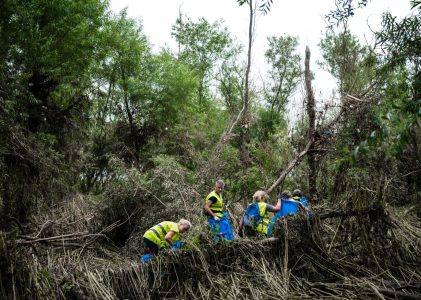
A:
[238, 230, 244, 238]
[140, 253, 153, 263]
[214, 216, 220, 221]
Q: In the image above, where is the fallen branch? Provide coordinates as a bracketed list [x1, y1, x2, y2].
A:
[267, 140, 313, 193]
[319, 207, 397, 228]
[319, 207, 380, 220]
[17, 232, 106, 244]
[376, 288, 421, 300]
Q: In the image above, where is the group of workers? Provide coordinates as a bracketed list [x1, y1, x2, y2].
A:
[142, 179, 309, 256]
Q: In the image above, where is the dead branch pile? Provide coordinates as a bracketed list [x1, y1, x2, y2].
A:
[86, 205, 420, 299]
[1, 193, 420, 299]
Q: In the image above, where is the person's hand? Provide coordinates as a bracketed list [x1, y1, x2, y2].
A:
[298, 203, 307, 211]
[238, 230, 244, 238]
[214, 216, 220, 221]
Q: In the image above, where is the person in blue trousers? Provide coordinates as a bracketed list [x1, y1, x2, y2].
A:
[203, 180, 234, 241]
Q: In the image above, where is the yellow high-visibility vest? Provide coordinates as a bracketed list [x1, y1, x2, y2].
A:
[255, 202, 270, 235]
[143, 221, 180, 248]
[204, 191, 224, 218]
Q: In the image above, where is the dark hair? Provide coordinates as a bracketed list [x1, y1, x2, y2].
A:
[281, 190, 292, 198]
[293, 189, 302, 197]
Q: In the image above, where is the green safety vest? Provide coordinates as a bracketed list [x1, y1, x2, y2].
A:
[204, 191, 224, 218]
[143, 221, 180, 248]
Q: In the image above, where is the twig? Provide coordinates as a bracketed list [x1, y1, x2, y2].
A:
[132, 184, 168, 208]
[367, 281, 386, 300]
[34, 220, 53, 238]
[344, 94, 370, 103]
[328, 217, 343, 254]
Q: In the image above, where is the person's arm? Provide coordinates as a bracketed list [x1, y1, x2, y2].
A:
[239, 216, 243, 231]
[238, 215, 244, 237]
[288, 199, 307, 211]
[270, 199, 281, 212]
[164, 231, 175, 247]
[203, 197, 219, 220]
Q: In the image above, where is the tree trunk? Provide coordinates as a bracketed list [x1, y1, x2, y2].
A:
[304, 46, 318, 203]
[239, 0, 254, 169]
[121, 68, 140, 165]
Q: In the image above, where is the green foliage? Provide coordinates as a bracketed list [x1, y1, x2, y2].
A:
[319, 30, 376, 95]
[0, 0, 107, 222]
[2, 1, 421, 298]
[263, 35, 301, 137]
[326, 0, 370, 26]
[265, 35, 301, 112]
[376, 9, 421, 67]
[236, 0, 274, 15]
[217, 45, 244, 115]
[350, 67, 420, 160]
[318, 3, 420, 204]
[172, 16, 235, 107]
[348, 4, 421, 162]
[99, 160, 149, 245]
[147, 51, 198, 128]
[82, 13, 199, 189]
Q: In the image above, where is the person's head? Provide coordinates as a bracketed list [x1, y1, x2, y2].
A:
[214, 179, 225, 194]
[293, 189, 302, 197]
[178, 219, 192, 233]
[253, 190, 267, 202]
[281, 190, 292, 199]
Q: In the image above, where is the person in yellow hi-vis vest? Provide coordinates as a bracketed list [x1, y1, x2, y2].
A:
[203, 180, 234, 241]
[143, 219, 192, 254]
[238, 190, 280, 237]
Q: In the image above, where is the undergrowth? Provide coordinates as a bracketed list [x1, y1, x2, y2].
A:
[1, 193, 420, 299]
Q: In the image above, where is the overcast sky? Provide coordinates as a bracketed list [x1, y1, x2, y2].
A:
[109, 0, 412, 104]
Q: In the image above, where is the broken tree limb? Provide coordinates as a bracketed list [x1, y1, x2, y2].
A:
[267, 140, 313, 193]
[266, 49, 370, 197]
